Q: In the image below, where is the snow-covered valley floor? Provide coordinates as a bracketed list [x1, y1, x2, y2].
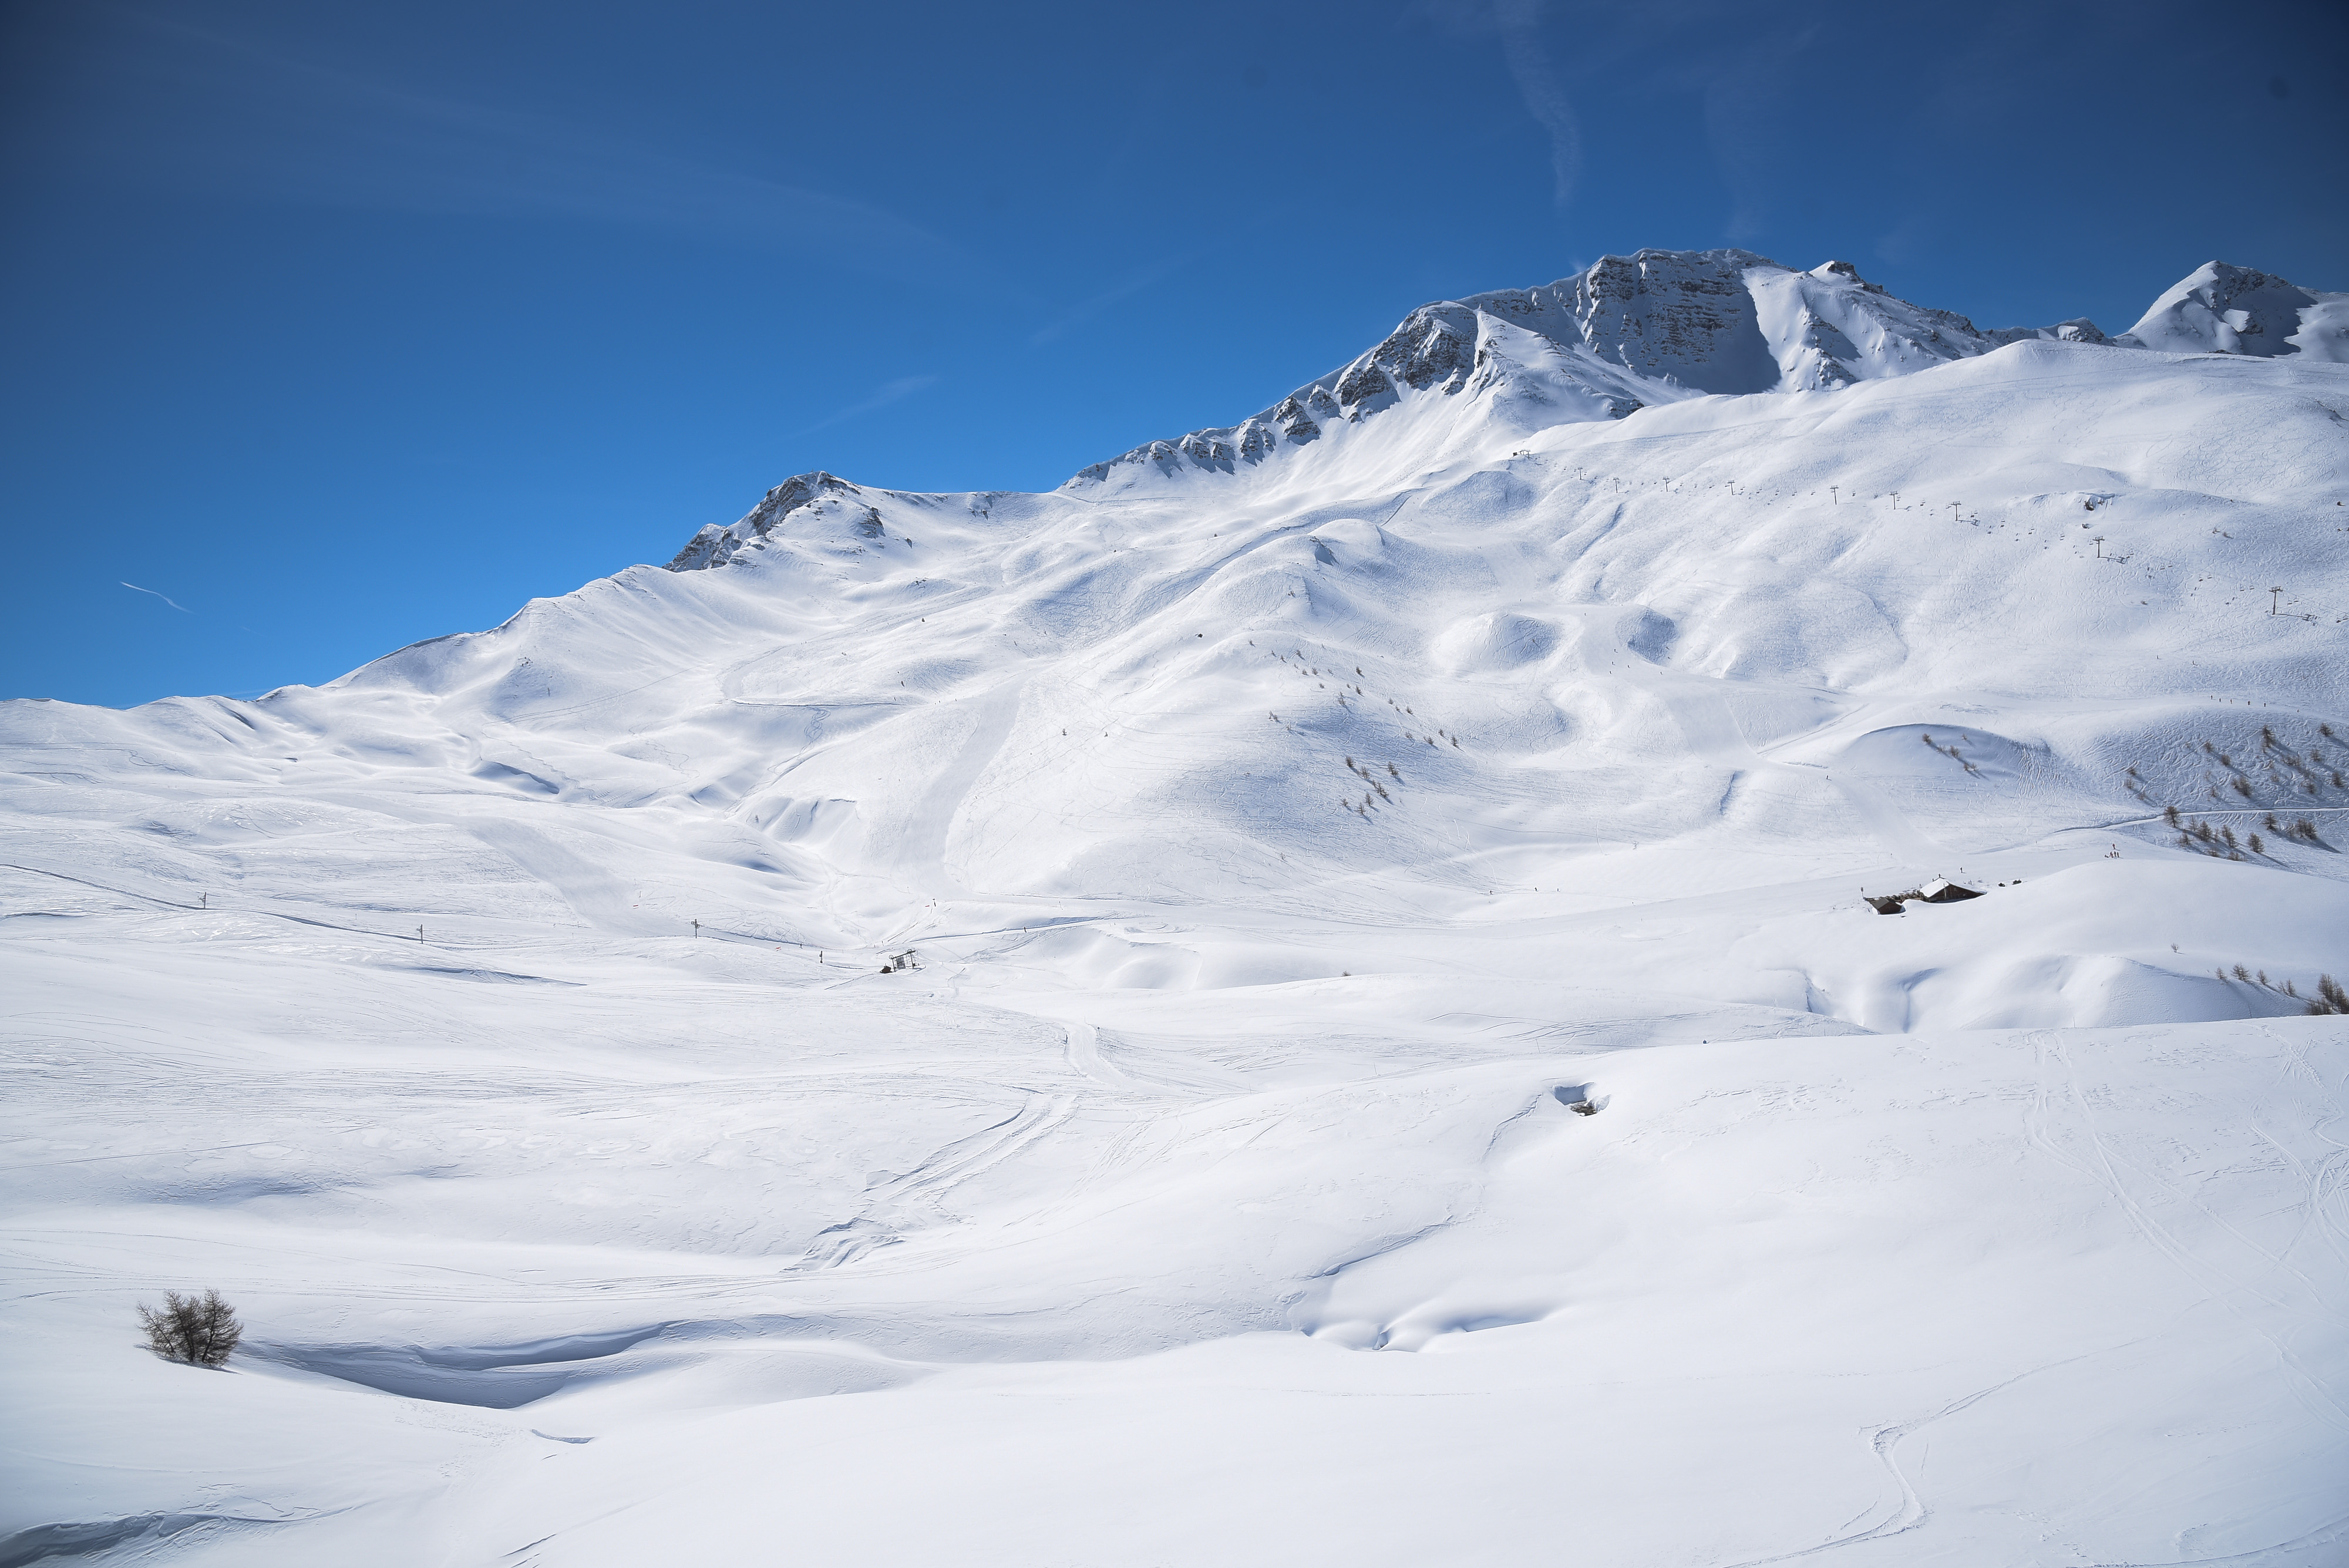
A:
[5, 251, 2348, 1564]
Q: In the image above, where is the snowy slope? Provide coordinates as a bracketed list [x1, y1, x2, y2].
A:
[5, 251, 2348, 1567]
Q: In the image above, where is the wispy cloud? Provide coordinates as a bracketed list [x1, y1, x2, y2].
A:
[122, 581, 191, 613]
[1492, 1, 1584, 210]
[792, 376, 942, 439]
[72, 6, 977, 288]
[1029, 253, 1200, 346]
[1695, 18, 1819, 241]
[1410, 0, 1585, 211]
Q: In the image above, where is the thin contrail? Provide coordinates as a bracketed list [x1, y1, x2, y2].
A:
[1494, 0, 1583, 210]
[122, 581, 193, 614]
[792, 375, 941, 438]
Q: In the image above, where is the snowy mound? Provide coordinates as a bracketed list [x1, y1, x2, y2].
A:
[4, 252, 2347, 1566]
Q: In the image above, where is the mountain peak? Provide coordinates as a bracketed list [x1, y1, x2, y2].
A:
[1058, 248, 2029, 496]
[2119, 260, 2349, 359]
[667, 470, 862, 571]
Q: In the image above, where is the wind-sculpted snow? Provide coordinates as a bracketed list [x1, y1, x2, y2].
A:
[4, 254, 2348, 1567]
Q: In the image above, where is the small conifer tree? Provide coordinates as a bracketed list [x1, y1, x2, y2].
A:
[2314, 975, 2349, 1015]
[139, 1290, 241, 1367]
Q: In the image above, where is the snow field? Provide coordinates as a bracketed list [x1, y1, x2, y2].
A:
[7, 917, 2342, 1562]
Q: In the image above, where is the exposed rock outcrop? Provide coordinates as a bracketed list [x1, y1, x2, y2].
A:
[667, 472, 857, 571]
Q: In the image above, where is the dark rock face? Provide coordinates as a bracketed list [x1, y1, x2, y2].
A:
[1510, 250, 1780, 393]
[666, 471, 854, 571]
[1336, 362, 1391, 408]
[1386, 311, 1473, 390]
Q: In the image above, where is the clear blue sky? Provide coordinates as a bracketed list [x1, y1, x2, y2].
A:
[5, 0, 2344, 709]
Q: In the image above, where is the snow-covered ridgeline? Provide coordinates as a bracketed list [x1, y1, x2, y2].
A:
[1034, 249, 2345, 497]
[664, 252, 2344, 573]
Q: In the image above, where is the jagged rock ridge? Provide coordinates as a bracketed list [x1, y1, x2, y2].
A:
[668, 472, 861, 571]
[1059, 248, 2108, 493]
[667, 250, 2340, 568]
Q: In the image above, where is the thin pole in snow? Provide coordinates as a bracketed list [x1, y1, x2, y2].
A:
[692, 918, 701, 937]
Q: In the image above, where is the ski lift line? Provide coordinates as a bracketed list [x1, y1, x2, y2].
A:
[0, 862, 515, 948]
[680, 924, 829, 950]
[10, 860, 849, 957]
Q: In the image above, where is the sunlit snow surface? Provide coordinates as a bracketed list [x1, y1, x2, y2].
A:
[6, 285, 2349, 1564]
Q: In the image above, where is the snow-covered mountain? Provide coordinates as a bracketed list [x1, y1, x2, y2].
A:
[2122, 259, 2349, 359]
[1049, 248, 2134, 495]
[5, 250, 2347, 1567]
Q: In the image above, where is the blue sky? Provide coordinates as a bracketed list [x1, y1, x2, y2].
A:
[5, 0, 2344, 709]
